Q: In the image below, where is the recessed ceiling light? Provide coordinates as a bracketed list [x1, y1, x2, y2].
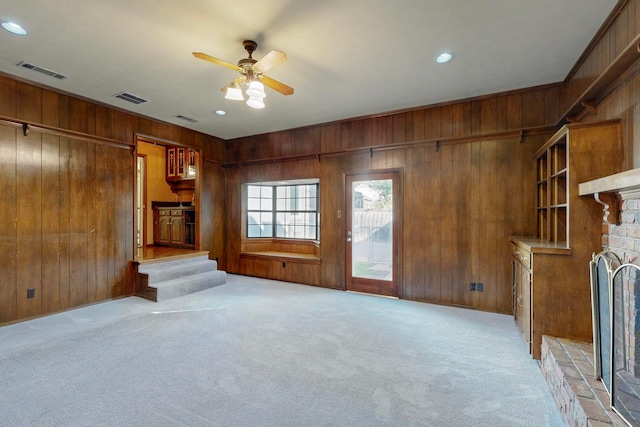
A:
[2, 21, 27, 35]
[215, 110, 226, 116]
[435, 52, 453, 64]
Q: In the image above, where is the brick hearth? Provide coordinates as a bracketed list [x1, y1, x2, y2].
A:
[541, 336, 626, 426]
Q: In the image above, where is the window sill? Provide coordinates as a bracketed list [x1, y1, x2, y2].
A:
[240, 251, 321, 265]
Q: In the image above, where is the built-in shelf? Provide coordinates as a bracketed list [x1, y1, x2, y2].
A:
[562, 32, 640, 123]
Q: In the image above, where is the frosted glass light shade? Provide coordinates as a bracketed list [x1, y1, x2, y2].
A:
[246, 96, 265, 109]
[225, 86, 244, 101]
[246, 81, 266, 98]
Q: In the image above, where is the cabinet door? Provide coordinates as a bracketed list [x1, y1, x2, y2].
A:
[513, 259, 523, 330]
[170, 215, 184, 245]
[520, 266, 532, 352]
[166, 148, 176, 179]
[158, 215, 171, 244]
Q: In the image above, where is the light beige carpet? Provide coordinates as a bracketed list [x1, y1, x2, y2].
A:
[0, 274, 563, 426]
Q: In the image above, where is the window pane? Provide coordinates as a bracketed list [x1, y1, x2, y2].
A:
[261, 198, 273, 211]
[248, 198, 261, 210]
[248, 224, 261, 238]
[247, 182, 319, 240]
[248, 212, 261, 225]
[248, 185, 261, 197]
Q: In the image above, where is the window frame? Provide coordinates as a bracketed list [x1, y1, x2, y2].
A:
[245, 180, 320, 242]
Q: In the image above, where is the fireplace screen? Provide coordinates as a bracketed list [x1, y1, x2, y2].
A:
[611, 262, 640, 426]
[590, 250, 621, 393]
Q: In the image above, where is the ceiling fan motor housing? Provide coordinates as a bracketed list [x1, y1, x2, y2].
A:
[243, 40, 258, 57]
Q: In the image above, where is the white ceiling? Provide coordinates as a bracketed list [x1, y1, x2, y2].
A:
[0, 0, 618, 140]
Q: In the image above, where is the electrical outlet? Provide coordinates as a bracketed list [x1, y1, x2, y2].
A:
[477, 283, 484, 292]
[27, 288, 35, 299]
[470, 282, 476, 291]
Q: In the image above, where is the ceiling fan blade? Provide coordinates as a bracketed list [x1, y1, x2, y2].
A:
[259, 75, 294, 96]
[192, 52, 241, 71]
[253, 50, 287, 73]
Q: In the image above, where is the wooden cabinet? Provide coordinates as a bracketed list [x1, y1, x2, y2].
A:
[153, 207, 195, 247]
[166, 147, 197, 193]
[512, 243, 531, 353]
[167, 147, 196, 181]
[512, 120, 622, 359]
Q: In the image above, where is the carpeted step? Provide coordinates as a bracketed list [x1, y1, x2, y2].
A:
[153, 270, 227, 302]
[139, 257, 218, 284]
[137, 255, 227, 302]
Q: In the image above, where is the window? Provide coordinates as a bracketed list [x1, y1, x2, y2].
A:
[247, 181, 319, 240]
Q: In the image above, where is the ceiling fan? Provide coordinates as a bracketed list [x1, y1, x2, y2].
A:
[193, 40, 294, 109]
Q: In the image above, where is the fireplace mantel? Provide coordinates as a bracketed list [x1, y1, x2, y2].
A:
[579, 167, 640, 225]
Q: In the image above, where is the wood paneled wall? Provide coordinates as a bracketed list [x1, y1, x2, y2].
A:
[562, 0, 640, 168]
[224, 0, 640, 314]
[0, 126, 133, 323]
[3, 0, 639, 321]
[0, 75, 226, 324]
[225, 87, 557, 313]
[227, 85, 561, 163]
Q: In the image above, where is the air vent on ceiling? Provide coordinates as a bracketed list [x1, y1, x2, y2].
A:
[17, 61, 68, 80]
[112, 92, 149, 105]
[176, 115, 198, 123]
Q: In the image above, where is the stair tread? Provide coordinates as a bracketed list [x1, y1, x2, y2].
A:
[138, 256, 212, 272]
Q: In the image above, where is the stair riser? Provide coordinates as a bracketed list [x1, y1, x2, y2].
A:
[143, 262, 218, 284]
[155, 272, 226, 301]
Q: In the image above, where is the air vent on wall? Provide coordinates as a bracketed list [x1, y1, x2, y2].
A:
[17, 61, 68, 80]
[176, 115, 198, 123]
[112, 92, 149, 105]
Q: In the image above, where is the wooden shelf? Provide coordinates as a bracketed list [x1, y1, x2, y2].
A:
[561, 33, 640, 123]
[512, 120, 622, 359]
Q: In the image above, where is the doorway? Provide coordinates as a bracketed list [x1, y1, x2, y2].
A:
[345, 171, 401, 297]
[134, 136, 201, 262]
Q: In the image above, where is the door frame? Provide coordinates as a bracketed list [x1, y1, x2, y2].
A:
[136, 153, 147, 248]
[345, 169, 403, 298]
[133, 133, 202, 261]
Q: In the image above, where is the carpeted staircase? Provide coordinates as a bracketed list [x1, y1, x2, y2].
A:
[136, 255, 226, 302]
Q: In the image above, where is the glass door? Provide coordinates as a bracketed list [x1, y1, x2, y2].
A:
[346, 171, 399, 297]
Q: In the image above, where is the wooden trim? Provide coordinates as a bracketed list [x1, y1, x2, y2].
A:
[0, 115, 132, 149]
[227, 125, 558, 167]
[561, 33, 640, 123]
[136, 133, 196, 149]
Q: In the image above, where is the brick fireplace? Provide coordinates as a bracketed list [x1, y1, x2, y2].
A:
[540, 169, 640, 427]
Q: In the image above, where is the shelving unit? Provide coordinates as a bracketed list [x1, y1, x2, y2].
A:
[512, 119, 622, 359]
[536, 134, 568, 243]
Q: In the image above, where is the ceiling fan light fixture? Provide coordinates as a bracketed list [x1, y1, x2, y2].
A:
[225, 85, 244, 101]
[246, 96, 265, 109]
[246, 80, 266, 99]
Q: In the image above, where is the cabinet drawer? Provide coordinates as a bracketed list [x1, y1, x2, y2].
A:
[511, 243, 531, 270]
[158, 209, 171, 216]
[170, 210, 183, 216]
